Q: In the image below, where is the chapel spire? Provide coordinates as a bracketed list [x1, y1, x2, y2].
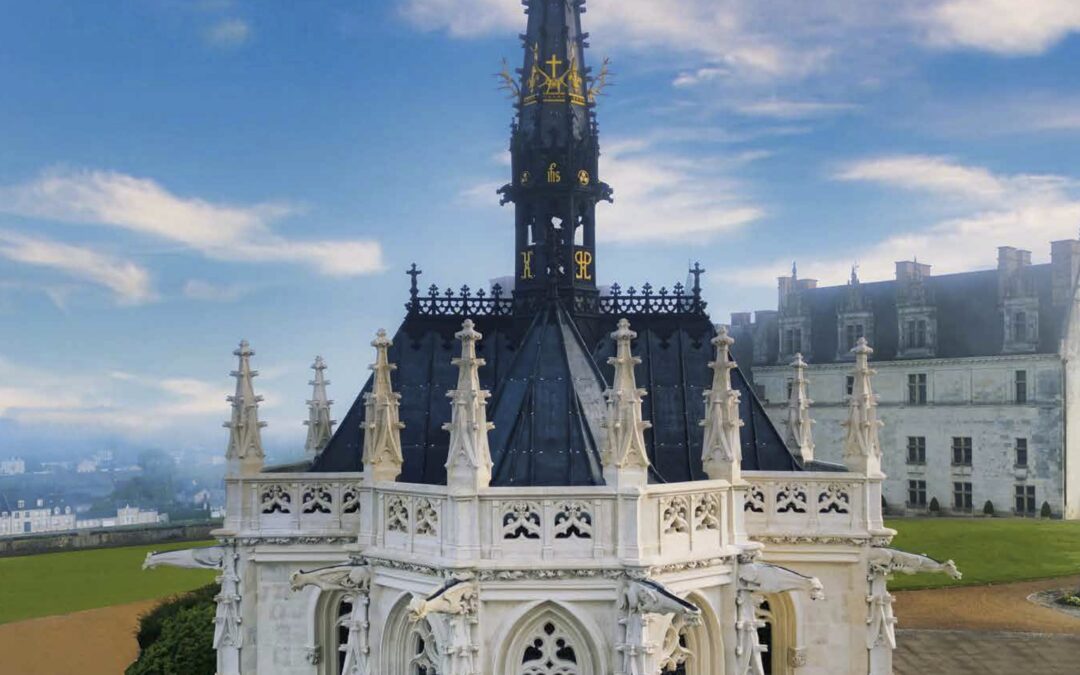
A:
[225, 340, 266, 476]
[304, 356, 335, 459]
[499, 0, 612, 305]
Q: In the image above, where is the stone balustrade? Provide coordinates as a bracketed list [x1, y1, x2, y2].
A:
[222, 470, 887, 558]
[742, 471, 890, 544]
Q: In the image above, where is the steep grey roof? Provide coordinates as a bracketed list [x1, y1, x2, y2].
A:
[747, 264, 1064, 365]
[310, 298, 802, 485]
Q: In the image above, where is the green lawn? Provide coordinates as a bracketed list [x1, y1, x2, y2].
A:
[886, 518, 1080, 590]
[0, 540, 217, 624]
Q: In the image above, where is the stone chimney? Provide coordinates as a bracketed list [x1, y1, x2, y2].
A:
[730, 312, 752, 327]
[895, 261, 932, 283]
[1051, 239, 1080, 305]
[998, 246, 1033, 301]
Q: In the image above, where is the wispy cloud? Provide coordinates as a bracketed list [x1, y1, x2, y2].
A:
[460, 136, 766, 244]
[203, 18, 251, 48]
[733, 100, 859, 120]
[920, 0, 1080, 55]
[734, 155, 1080, 287]
[0, 168, 385, 278]
[182, 279, 253, 303]
[0, 230, 155, 304]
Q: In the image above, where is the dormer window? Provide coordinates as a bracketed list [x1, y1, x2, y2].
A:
[778, 314, 811, 363]
[836, 313, 873, 359]
[897, 307, 937, 358]
[1003, 298, 1038, 353]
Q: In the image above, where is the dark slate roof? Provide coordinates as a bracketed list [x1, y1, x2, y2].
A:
[759, 265, 1062, 365]
[311, 298, 801, 485]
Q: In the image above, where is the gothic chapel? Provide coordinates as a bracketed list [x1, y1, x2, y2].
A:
[145, 2, 960, 674]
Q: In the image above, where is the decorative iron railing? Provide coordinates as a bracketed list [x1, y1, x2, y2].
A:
[404, 263, 709, 318]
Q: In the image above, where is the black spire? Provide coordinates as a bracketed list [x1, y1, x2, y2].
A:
[499, 0, 613, 307]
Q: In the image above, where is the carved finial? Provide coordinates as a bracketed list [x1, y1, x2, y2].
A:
[786, 353, 815, 463]
[443, 320, 494, 491]
[792, 261, 798, 280]
[224, 340, 266, 475]
[842, 338, 883, 475]
[304, 356, 336, 458]
[701, 327, 744, 481]
[602, 319, 652, 486]
[850, 263, 860, 286]
[363, 329, 405, 482]
[690, 262, 705, 298]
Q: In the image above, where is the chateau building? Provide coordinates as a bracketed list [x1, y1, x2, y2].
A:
[0, 497, 75, 536]
[144, 2, 959, 674]
[734, 243, 1080, 520]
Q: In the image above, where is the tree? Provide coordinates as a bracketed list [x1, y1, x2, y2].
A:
[127, 585, 217, 675]
[982, 500, 994, 516]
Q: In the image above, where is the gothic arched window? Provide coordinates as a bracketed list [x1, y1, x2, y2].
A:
[408, 619, 440, 675]
[518, 620, 580, 675]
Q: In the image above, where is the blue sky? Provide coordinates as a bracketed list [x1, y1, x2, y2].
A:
[2, 0, 1080, 459]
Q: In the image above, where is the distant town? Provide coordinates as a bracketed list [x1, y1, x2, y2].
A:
[0, 448, 225, 537]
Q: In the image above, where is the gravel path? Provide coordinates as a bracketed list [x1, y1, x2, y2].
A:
[894, 575, 1080, 634]
[0, 599, 155, 675]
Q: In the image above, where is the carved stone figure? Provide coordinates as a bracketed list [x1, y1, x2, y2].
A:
[291, 564, 374, 675]
[409, 580, 480, 675]
[736, 561, 824, 675]
[616, 579, 700, 675]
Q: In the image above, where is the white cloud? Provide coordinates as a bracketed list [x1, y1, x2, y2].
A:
[733, 100, 859, 120]
[182, 279, 251, 303]
[0, 230, 155, 304]
[734, 155, 1080, 287]
[0, 168, 385, 278]
[921, 0, 1080, 55]
[0, 356, 231, 437]
[204, 18, 251, 48]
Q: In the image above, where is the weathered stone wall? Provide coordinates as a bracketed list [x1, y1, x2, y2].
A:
[0, 520, 219, 557]
[755, 354, 1067, 517]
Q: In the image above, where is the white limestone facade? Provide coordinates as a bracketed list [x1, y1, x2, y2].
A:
[0, 499, 76, 536]
[143, 328, 959, 675]
[754, 353, 1067, 518]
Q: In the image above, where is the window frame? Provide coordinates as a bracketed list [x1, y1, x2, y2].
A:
[907, 373, 928, 405]
[952, 481, 973, 511]
[951, 436, 973, 467]
[907, 479, 927, 507]
[906, 436, 926, 465]
[1015, 438, 1028, 467]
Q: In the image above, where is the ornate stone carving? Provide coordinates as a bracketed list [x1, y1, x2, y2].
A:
[304, 356, 336, 458]
[745, 485, 766, 513]
[503, 501, 542, 540]
[817, 483, 851, 514]
[362, 329, 405, 482]
[775, 483, 809, 514]
[518, 620, 581, 675]
[415, 498, 439, 537]
[553, 501, 592, 539]
[701, 327, 744, 481]
[866, 548, 961, 654]
[788, 646, 808, 668]
[601, 319, 652, 487]
[661, 496, 691, 535]
[444, 320, 495, 492]
[736, 561, 824, 675]
[290, 564, 373, 675]
[693, 493, 721, 531]
[842, 337, 884, 476]
[224, 340, 266, 475]
[342, 483, 362, 514]
[260, 484, 292, 514]
[386, 496, 410, 533]
[409, 581, 480, 675]
[301, 484, 333, 514]
[616, 579, 700, 675]
[786, 352, 815, 463]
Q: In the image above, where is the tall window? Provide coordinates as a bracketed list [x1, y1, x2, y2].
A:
[951, 437, 973, 466]
[1013, 311, 1028, 343]
[845, 323, 864, 351]
[334, 597, 354, 675]
[907, 374, 928, 405]
[1015, 438, 1028, 467]
[906, 436, 926, 464]
[952, 482, 973, 511]
[845, 375, 855, 397]
[782, 328, 803, 355]
[786, 379, 794, 400]
[1015, 485, 1036, 515]
[906, 319, 928, 349]
[908, 480, 927, 507]
[1015, 370, 1028, 404]
[409, 619, 440, 675]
